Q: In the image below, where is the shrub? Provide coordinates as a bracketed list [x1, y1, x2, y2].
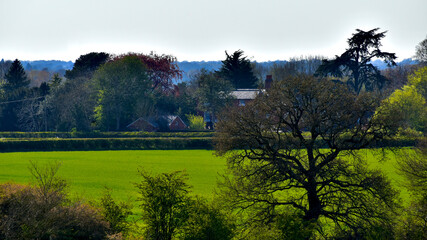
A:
[135, 170, 191, 240]
[0, 162, 109, 239]
[186, 114, 205, 130]
[0, 183, 108, 239]
[135, 170, 235, 240]
[100, 189, 132, 235]
[179, 197, 234, 240]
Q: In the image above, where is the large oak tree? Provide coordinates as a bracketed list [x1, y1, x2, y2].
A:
[215, 74, 399, 237]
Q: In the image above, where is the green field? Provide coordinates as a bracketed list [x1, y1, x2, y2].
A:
[0, 150, 226, 202]
[0, 149, 412, 203]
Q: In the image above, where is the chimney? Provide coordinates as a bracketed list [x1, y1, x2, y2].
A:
[265, 75, 273, 89]
[173, 85, 180, 97]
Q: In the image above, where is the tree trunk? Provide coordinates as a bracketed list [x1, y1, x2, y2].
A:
[116, 116, 120, 131]
[304, 177, 322, 222]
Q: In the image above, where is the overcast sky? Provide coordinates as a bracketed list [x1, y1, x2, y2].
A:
[1, 0, 426, 62]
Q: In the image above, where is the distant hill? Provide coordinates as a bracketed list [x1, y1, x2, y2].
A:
[177, 61, 223, 82]
[2, 58, 418, 81]
[370, 58, 418, 70]
[21, 60, 74, 72]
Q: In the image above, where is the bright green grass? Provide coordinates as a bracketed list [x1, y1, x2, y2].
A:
[354, 148, 412, 202]
[0, 150, 226, 202]
[0, 149, 414, 203]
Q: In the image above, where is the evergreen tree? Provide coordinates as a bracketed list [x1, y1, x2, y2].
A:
[1, 59, 30, 130]
[217, 50, 258, 89]
[4, 59, 29, 96]
[316, 28, 397, 94]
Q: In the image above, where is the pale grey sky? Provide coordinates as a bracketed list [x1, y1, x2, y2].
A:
[1, 0, 426, 62]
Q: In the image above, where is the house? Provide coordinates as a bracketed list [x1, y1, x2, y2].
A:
[203, 75, 273, 129]
[166, 115, 188, 131]
[232, 75, 272, 106]
[231, 89, 261, 106]
[127, 115, 187, 132]
[126, 118, 158, 132]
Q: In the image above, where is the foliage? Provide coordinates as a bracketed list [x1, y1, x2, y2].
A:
[173, 82, 199, 118]
[3, 59, 30, 94]
[408, 66, 427, 99]
[0, 59, 12, 79]
[381, 64, 419, 91]
[316, 28, 397, 94]
[0, 137, 213, 152]
[217, 50, 258, 89]
[1, 59, 30, 131]
[28, 160, 68, 203]
[179, 197, 234, 240]
[0, 131, 214, 138]
[395, 139, 427, 239]
[49, 73, 62, 88]
[0, 162, 108, 239]
[215, 74, 400, 237]
[100, 188, 132, 235]
[113, 52, 182, 93]
[93, 55, 151, 130]
[186, 114, 205, 130]
[65, 52, 110, 79]
[135, 170, 191, 240]
[194, 69, 233, 128]
[270, 55, 324, 80]
[377, 66, 427, 133]
[397, 140, 427, 193]
[47, 76, 96, 131]
[415, 36, 427, 64]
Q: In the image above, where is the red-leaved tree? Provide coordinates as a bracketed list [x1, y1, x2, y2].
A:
[113, 52, 182, 94]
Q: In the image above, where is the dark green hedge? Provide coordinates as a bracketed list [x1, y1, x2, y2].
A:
[0, 135, 418, 152]
[367, 138, 419, 148]
[0, 131, 214, 139]
[0, 138, 213, 152]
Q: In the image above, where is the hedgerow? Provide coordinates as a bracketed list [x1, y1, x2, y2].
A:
[0, 138, 213, 152]
[0, 131, 214, 139]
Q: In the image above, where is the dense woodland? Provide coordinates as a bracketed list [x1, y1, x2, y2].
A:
[0, 29, 426, 239]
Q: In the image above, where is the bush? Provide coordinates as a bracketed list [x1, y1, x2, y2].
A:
[0, 162, 109, 239]
[99, 189, 132, 235]
[135, 170, 191, 240]
[186, 114, 205, 130]
[179, 197, 234, 240]
[135, 170, 234, 240]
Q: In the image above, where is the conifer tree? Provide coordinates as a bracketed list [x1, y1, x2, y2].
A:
[316, 28, 396, 94]
[4, 59, 29, 95]
[218, 50, 258, 89]
[1, 59, 30, 130]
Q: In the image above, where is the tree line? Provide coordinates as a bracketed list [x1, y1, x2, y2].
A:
[2, 29, 423, 132]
